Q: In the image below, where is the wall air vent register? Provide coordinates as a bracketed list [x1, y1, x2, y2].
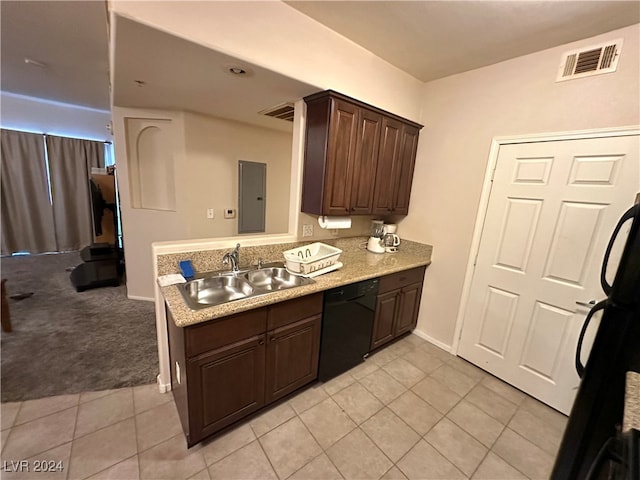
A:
[557, 39, 623, 82]
[260, 103, 295, 122]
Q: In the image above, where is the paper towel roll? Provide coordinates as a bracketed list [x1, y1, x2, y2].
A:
[318, 216, 352, 229]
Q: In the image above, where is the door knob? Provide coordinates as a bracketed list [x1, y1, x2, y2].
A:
[576, 300, 596, 308]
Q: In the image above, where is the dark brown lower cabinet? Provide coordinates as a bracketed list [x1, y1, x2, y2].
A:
[188, 334, 266, 443]
[266, 315, 321, 403]
[371, 289, 400, 350]
[167, 293, 322, 447]
[371, 266, 426, 350]
[395, 282, 423, 336]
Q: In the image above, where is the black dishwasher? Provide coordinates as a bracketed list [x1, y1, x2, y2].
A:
[318, 278, 379, 382]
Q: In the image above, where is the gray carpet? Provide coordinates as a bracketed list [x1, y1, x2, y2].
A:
[1, 252, 157, 402]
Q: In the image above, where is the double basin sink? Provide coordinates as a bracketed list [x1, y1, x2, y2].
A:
[179, 264, 315, 310]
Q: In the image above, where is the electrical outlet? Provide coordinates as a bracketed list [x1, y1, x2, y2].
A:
[302, 224, 313, 237]
[206, 208, 214, 219]
[224, 209, 236, 219]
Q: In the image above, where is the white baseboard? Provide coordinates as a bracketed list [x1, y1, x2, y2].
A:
[157, 374, 171, 393]
[412, 328, 453, 354]
[128, 295, 154, 302]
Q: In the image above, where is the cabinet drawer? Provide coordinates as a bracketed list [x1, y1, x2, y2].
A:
[186, 308, 267, 357]
[378, 266, 426, 294]
[267, 293, 323, 330]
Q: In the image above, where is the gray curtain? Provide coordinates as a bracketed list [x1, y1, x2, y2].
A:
[46, 135, 105, 252]
[1, 129, 57, 255]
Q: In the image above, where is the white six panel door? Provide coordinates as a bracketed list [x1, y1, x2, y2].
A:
[458, 135, 639, 414]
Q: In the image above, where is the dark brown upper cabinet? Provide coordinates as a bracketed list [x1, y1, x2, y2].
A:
[373, 121, 420, 215]
[301, 90, 422, 216]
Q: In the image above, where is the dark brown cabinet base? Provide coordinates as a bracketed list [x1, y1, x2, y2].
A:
[167, 293, 322, 447]
[371, 289, 399, 350]
[266, 315, 321, 404]
[189, 334, 266, 440]
[371, 266, 426, 351]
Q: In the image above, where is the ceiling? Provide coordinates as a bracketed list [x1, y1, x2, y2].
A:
[111, 16, 319, 133]
[1, 1, 639, 129]
[0, 0, 110, 111]
[285, 1, 640, 82]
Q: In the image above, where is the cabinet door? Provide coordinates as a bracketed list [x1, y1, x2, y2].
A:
[392, 125, 420, 215]
[324, 99, 359, 216]
[266, 315, 321, 403]
[350, 109, 382, 214]
[188, 334, 265, 444]
[372, 117, 403, 215]
[371, 289, 400, 350]
[394, 282, 423, 337]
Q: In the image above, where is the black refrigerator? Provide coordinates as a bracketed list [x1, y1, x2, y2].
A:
[551, 202, 640, 480]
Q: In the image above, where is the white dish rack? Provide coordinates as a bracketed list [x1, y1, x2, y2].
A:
[283, 242, 342, 275]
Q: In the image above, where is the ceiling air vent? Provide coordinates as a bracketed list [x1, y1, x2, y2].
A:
[557, 39, 623, 82]
[260, 103, 295, 122]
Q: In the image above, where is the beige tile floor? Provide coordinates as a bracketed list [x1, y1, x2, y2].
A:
[1, 334, 567, 480]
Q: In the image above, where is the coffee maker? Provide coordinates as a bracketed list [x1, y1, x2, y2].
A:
[366, 220, 386, 253]
[383, 224, 400, 253]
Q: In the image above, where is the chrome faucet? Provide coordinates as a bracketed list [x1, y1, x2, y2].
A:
[222, 243, 241, 272]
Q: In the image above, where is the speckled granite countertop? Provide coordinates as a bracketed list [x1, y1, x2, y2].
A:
[624, 371, 640, 432]
[159, 237, 432, 328]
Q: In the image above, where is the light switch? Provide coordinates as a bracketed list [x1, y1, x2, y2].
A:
[207, 208, 214, 219]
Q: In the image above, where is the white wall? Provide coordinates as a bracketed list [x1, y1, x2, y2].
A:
[0, 92, 111, 141]
[399, 24, 640, 348]
[182, 112, 292, 239]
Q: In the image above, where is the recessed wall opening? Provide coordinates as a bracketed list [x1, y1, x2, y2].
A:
[125, 118, 176, 211]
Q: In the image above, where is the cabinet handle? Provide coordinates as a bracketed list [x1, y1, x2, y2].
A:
[259, 339, 265, 345]
[270, 336, 275, 343]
